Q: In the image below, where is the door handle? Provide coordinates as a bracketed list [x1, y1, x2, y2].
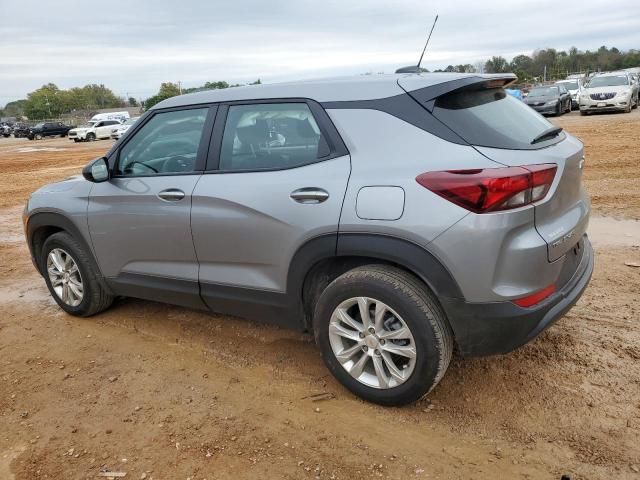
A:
[290, 188, 329, 204]
[157, 188, 185, 202]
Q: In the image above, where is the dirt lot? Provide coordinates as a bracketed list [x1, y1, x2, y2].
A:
[0, 110, 639, 480]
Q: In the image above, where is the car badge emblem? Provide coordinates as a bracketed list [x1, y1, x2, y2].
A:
[600, 93, 605, 99]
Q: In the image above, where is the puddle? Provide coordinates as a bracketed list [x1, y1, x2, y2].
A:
[15, 147, 67, 153]
[588, 216, 640, 247]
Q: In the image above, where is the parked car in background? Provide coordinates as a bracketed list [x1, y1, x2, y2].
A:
[524, 85, 572, 115]
[1, 124, 11, 137]
[579, 71, 638, 115]
[24, 72, 593, 405]
[111, 116, 140, 140]
[27, 122, 73, 140]
[555, 79, 581, 109]
[13, 123, 31, 138]
[68, 119, 123, 142]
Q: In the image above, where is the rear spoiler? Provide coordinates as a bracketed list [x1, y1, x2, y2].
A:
[398, 74, 518, 111]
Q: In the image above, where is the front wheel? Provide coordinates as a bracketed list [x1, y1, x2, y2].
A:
[41, 232, 114, 317]
[34, 133, 43, 140]
[313, 265, 453, 406]
[86, 132, 96, 141]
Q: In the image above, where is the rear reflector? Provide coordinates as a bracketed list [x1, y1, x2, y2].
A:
[416, 164, 557, 213]
[513, 284, 556, 308]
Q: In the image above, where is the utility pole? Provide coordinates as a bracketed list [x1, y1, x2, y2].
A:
[178, 81, 182, 94]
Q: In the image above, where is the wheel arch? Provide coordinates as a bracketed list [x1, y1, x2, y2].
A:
[26, 212, 103, 281]
[288, 233, 464, 331]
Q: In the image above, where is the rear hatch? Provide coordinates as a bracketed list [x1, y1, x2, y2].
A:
[398, 74, 590, 262]
[473, 141, 589, 261]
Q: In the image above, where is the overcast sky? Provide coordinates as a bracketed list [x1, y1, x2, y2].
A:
[1, 0, 639, 105]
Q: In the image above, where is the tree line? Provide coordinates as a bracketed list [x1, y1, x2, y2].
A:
[143, 79, 261, 109]
[0, 79, 262, 120]
[438, 46, 639, 83]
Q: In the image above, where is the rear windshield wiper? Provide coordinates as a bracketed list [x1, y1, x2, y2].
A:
[530, 126, 563, 145]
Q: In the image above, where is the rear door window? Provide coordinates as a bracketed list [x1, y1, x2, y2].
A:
[432, 88, 562, 149]
[218, 103, 330, 171]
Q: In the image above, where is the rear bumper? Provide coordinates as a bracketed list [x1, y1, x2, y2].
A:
[441, 235, 594, 357]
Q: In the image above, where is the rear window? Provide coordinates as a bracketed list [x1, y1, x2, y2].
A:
[432, 88, 560, 150]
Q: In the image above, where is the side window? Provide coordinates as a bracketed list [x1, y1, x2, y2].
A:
[94, 122, 103, 128]
[44, 123, 54, 129]
[117, 108, 208, 176]
[219, 103, 329, 171]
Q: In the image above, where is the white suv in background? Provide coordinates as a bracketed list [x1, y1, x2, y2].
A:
[579, 71, 639, 115]
[68, 119, 123, 142]
[110, 117, 140, 140]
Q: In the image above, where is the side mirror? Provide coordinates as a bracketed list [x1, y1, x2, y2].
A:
[82, 157, 110, 183]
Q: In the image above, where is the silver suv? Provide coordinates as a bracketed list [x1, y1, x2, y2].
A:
[23, 73, 594, 405]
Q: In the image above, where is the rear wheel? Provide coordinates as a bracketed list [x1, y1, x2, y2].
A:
[41, 232, 113, 317]
[313, 265, 453, 406]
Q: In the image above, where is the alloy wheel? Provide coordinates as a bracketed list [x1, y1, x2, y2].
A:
[328, 297, 417, 389]
[47, 248, 84, 307]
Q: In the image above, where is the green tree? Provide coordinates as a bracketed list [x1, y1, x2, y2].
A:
[24, 84, 65, 119]
[484, 56, 508, 73]
[1, 99, 27, 118]
[128, 97, 139, 107]
[143, 82, 181, 109]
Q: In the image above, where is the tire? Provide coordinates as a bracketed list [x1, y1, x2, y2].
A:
[625, 101, 632, 113]
[565, 99, 571, 113]
[580, 110, 588, 116]
[34, 134, 43, 140]
[555, 103, 562, 116]
[40, 232, 113, 317]
[632, 95, 638, 109]
[86, 132, 96, 141]
[313, 265, 453, 406]
[73, 138, 80, 143]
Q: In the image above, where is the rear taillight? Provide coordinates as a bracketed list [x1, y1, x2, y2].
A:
[416, 164, 557, 213]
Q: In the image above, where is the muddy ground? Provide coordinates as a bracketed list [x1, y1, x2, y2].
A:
[0, 110, 639, 480]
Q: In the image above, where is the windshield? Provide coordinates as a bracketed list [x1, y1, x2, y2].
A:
[587, 75, 629, 87]
[557, 81, 578, 90]
[529, 87, 559, 97]
[432, 88, 559, 149]
[124, 117, 139, 125]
